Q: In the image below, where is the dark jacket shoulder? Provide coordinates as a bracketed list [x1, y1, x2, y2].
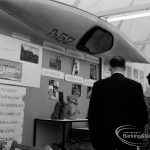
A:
[95, 73, 141, 86]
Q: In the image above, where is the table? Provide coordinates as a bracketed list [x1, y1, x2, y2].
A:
[33, 118, 88, 150]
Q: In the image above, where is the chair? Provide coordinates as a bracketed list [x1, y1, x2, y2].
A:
[10, 140, 52, 150]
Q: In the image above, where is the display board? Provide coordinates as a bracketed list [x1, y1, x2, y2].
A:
[41, 42, 100, 122]
[0, 34, 42, 88]
[0, 39, 100, 146]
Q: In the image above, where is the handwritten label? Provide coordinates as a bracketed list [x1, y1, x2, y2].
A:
[85, 54, 99, 64]
[42, 68, 64, 79]
[65, 74, 83, 84]
[83, 79, 96, 86]
[43, 41, 66, 54]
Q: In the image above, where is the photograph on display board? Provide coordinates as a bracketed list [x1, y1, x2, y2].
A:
[133, 68, 139, 81]
[49, 53, 61, 70]
[87, 86, 92, 99]
[90, 64, 97, 80]
[126, 66, 132, 79]
[139, 70, 144, 84]
[48, 80, 59, 100]
[102, 58, 111, 79]
[0, 59, 22, 82]
[72, 84, 81, 97]
[20, 44, 39, 64]
[72, 59, 80, 76]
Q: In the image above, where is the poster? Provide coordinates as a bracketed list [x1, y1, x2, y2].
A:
[90, 64, 97, 80]
[72, 84, 81, 97]
[49, 53, 61, 70]
[0, 59, 22, 82]
[48, 80, 59, 100]
[0, 84, 26, 147]
[87, 87, 92, 99]
[20, 44, 39, 64]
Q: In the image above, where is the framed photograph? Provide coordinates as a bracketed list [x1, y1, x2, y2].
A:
[72, 84, 81, 97]
[20, 44, 39, 64]
[90, 64, 97, 80]
[49, 53, 61, 70]
[0, 59, 22, 82]
[133, 68, 138, 81]
[126, 66, 132, 79]
[101, 58, 111, 79]
[48, 80, 59, 100]
[139, 70, 144, 84]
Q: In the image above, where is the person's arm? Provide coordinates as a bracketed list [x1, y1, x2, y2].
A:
[88, 82, 98, 123]
[135, 84, 148, 130]
[87, 82, 99, 148]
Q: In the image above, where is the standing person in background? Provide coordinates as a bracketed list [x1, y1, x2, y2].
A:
[88, 56, 148, 150]
[144, 73, 150, 118]
[142, 73, 150, 149]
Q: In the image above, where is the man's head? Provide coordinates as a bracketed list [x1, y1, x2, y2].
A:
[109, 56, 126, 74]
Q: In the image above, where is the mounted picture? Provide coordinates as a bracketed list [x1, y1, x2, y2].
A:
[72, 84, 81, 97]
[20, 44, 39, 64]
[0, 59, 22, 82]
[48, 80, 59, 100]
[49, 53, 61, 70]
[133, 68, 139, 81]
[72, 59, 80, 76]
[90, 64, 97, 80]
[102, 58, 111, 79]
[139, 70, 144, 84]
[126, 66, 132, 79]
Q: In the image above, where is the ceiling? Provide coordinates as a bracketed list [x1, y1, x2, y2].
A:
[55, 0, 150, 59]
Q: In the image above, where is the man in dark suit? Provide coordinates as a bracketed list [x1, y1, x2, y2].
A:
[88, 56, 148, 150]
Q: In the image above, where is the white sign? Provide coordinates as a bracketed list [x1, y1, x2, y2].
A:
[42, 68, 64, 79]
[65, 74, 83, 84]
[83, 79, 96, 87]
[0, 84, 26, 96]
[12, 32, 31, 42]
[66, 49, 85, 60]
[43, 41, 66, 54]
[85, 54, 99, 64]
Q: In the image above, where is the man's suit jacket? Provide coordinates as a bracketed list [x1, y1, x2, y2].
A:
[88, 73, 148, 149]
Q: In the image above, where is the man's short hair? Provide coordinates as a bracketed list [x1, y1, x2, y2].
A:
[109, 56, 126, 68]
